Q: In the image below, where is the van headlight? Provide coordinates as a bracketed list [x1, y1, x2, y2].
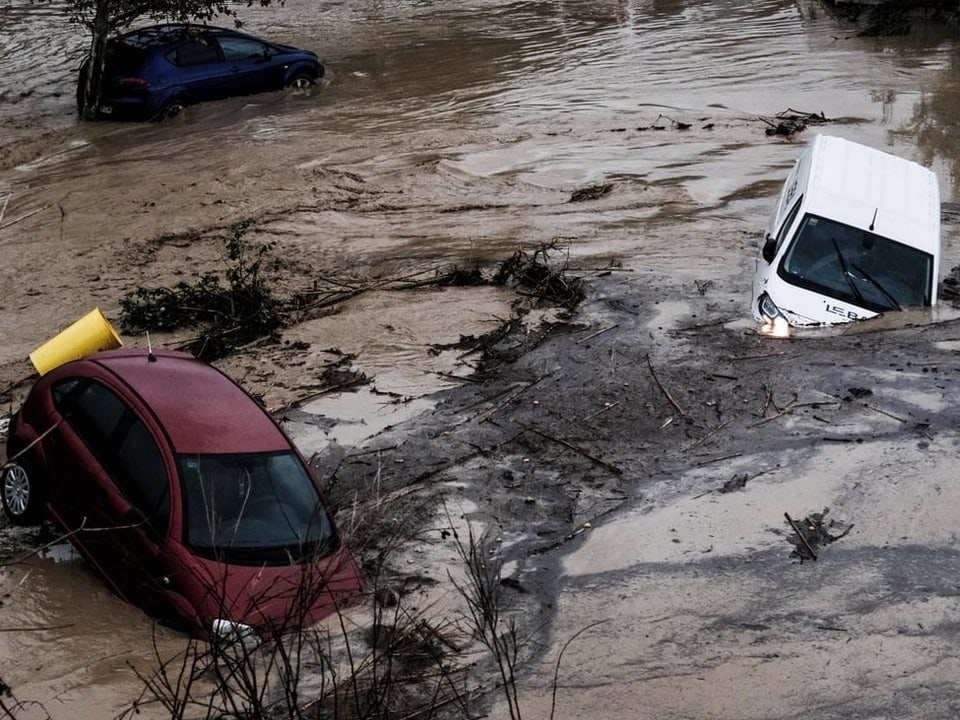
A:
[759, 293, 783, 321]
[758, 294, 790, 338]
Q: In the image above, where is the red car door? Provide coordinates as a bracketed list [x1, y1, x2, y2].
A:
[46, 378, 169, 608]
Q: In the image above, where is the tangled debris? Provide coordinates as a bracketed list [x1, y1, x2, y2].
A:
[569, 183, 613, 203]
[120, 221, 282, 361]
[119, 222, 586, 380]
[426, 242, 586, 375]
[784, 508, 854, 563]
[492, 241, 585, 310]
[938, 263, 960, 302]
[635, 113, 694, 131]
[760, 108, 831, 138]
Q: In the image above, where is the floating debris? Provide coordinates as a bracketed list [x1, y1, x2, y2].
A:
[760, 108, 831, 138]
[569, 183, 613, 203]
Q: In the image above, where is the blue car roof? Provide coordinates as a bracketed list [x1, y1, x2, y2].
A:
[118, 24, 227, 49]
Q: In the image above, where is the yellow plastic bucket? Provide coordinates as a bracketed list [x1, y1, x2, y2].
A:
[29, 307, 123, 376]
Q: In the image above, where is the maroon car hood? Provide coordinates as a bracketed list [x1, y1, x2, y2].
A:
[166, 543, 364, 637]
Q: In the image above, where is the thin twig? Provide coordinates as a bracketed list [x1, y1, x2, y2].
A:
[686, 420, 729, 450]
[476, 375, 551, 424]
[576, 324, 619, 345]
[646, 354, 686, 418]
[581, 401, 619, 422]
[861, 402, 907, 423]
[531, 502, 625, 556]
[0, 204, 51, 231]
[550, 621, 609, 720]
[524, 424, 622, 475]
[0, 623, 74, 633]
[726, 351, 786, 361]
[693, 452, 742, 467]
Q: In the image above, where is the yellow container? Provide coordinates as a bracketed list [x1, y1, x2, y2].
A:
[29, 308, 123, 376]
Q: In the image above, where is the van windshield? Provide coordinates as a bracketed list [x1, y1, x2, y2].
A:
[178, 451, 336, 565]
[779, 214, 933, 312]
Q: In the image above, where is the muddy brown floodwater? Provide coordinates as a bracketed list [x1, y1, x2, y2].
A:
[2, 0, 960, 718]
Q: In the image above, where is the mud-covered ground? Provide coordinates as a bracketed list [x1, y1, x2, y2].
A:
[315, 204, 960, 719]
[9, 201, 960, 719]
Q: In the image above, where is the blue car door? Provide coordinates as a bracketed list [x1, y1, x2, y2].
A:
[163, 39, 235, 102]
[213, 35, 286, 96]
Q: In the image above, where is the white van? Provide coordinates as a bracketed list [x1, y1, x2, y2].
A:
[751, 134, 940, 330]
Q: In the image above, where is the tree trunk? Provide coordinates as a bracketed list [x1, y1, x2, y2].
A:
[80, 1, 113, 121]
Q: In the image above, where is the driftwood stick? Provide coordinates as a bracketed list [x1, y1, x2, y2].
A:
[784, 512, 817, 561]
[476, 375, 551, 424]
[646, 353, 686, 418]
[531, 502, 625, 555]
[577, 324, 619, 345]
[823, 391, 907, 424]
[726, 351, 786, 361]
[525, 424, 622, 475]
[861, 402, 907, 423]
[692, 452, 742, 467]
[0, 205, 50, 231]
[582, 401, 619, 422]
[687, 420, 729, 450]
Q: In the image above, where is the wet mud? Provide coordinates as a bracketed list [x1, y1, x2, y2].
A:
[2, 0, 960, 717]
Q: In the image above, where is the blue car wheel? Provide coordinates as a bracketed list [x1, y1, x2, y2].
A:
[285, 73, 315, 90]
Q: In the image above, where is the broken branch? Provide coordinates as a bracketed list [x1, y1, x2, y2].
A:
[646, 353, 687, 419]
[524, 424, 622, 475]
[784, 512, 817, 561]
[576, 324, 619, 345]
[476, 375, 551, 424]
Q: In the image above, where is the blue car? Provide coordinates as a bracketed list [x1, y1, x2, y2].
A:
[77, 24, 324, 120]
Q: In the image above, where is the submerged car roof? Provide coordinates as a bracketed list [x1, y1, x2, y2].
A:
[116, 23, 251, 49]
[116, 24, 207, 48]
[89, 348, 290, 455]
[805, 135, 940, 257]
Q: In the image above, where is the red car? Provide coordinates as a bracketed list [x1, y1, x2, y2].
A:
[2, 348, 362, 639]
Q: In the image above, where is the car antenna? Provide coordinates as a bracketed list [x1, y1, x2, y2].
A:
[147, 332, 157, 362]
[869, 207, 878, 232]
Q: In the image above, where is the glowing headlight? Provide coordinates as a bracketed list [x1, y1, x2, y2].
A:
[758, 294, 790, 338]
[759, 293, 782, 322]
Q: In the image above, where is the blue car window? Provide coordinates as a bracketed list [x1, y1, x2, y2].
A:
[168, 40, 220, 67]
[217, 36, 269, 61]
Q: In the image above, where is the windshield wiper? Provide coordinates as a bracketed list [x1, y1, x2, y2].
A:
[831, 238, 866, 306]
[850, 262, 902, 311]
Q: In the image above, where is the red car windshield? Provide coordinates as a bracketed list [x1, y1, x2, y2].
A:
[178, 451, 336, 564]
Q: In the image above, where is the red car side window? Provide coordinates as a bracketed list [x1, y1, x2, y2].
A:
[117, 420, 170, 537]
[54, 379, 170, 536]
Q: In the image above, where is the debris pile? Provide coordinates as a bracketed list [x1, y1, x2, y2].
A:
[784, 508, 853, 563]
[120, 221, 281, 361]
[760, 109, 831, 138]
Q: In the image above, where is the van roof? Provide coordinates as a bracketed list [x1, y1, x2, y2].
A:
[805, 134, 940, 256]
